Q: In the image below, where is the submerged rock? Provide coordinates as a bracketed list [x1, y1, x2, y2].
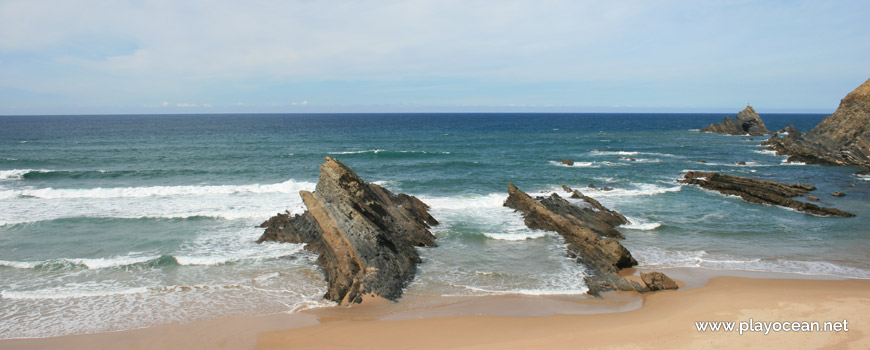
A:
[258, 157, 438, 304]
[766, 78, 870, 168]
[640, 272, 678, 291]
[678, 171, 854, 217]
[701, 105, 771, 136]
[504, 184, 673, 295]
[561, 158, 575, 166]
[832, 191, 846, 197]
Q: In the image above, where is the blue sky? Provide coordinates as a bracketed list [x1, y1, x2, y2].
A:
[1, 0, 868, 115]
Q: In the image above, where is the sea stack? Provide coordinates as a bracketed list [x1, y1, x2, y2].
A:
[504, 184, 676, 295]
[765, 78, 870, 169]
[701, 105, 771, 136]
[258, 157, 438, 304]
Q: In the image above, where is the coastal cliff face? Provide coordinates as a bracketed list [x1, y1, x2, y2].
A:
[504, 184, 676, 295]
[766, 78, 870, 168]
[258, 157, 438, 304]
[678, 171, 854, 217]
[701, 105, 771, 136]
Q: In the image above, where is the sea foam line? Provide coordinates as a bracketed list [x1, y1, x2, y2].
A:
[5, 178, 316, 199]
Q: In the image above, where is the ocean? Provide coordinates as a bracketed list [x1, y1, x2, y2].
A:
[1, 113, 868, 338]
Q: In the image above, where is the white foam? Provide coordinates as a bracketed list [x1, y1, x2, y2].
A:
[455, 284, 588, 296]
[590, 150, 678, 157]
[327, 149, 449, 155]
[563, 183, 682, 198]
[631, 247, 870, 278]
[482, 231, 553, 241]
[781, 159, 807, 165]
[753, 149, 779, 156]
[0, 260, 39, 269]
[12, 178, 315, 199]
[620, 216, 662, 231]
[1, 286, 149, 300]
[857, 174, 870, 181]
[0, 169, 50, 180]
[70, 253, 161, 269]
[0, 179, 314, 226]
[549, 160, 598, 168]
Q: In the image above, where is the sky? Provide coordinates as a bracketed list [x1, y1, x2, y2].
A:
[0, 0, 868, 115]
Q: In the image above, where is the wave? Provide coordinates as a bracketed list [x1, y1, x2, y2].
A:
[549, 160, 629, 168]
[0, 244, 305, 271]
[0, 286, 150, 300]
[631, 247, 870, 279]
[481, 231, 553, 241]
[327, 149, 450, 156]
[0, 169, 51, 180]
[781, 159, 807, 165]
[589, 150, 679, 158]
[753, 149, 780, 156]
[5, 178, 315, 200]
[549, 183, 682, 199]
[451, 284, 589, 296]
[621, 216, 662, 231]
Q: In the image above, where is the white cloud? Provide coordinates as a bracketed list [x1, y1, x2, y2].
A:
[176, 103, 197, 108]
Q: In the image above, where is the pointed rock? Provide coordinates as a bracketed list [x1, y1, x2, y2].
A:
[701, 105, 771, 136]
[258, 157, 438, 304]
[505, 183, 663, 295]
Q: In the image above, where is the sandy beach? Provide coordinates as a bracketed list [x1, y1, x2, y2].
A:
[2, 269, 867, 350]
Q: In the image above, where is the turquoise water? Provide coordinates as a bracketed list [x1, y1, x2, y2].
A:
[1, 113, 868, 338]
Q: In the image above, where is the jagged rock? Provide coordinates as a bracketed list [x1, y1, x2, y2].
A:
[678, 171, 854, 217]
[640, 272, 678, 291]
[808, 196, 820, 201]
[833, 191, 846, 197]
[505, 184, 665, 295]
[258, 157, 438, 304]
[766, 79, 870, 168]
[561, 158, 574, 166]
[600, 187, 614, 191]
[700, 105, 771, 136]
[587, 184, 597, 189]
[562, 185, 573, 193]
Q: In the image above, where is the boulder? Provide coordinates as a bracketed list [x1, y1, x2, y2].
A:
[765, 78, 870, 168]
[258, 157, 438, 304]
[833, 191, 846, 197]
[735, 161, 746, 165]
[505, 184, 672, 295]
[808, 196, 820, 201]
[562, 185, 573, 193]
[640, 272, 678, 291]
[561, 158, 575, 166]
[700, 105, 771, 136]
[678, 171, 854, 217]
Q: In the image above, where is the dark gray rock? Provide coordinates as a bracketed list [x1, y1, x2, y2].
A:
[258, 157, 438, 304]
[678, 171, 854, 217]
[504, 184, 674, 295]
[766, 78, 870, 168]
[701, 105, 771, 136]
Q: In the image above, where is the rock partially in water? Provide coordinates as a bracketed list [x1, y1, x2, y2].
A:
[833, 191, 846, 197]
[504, 183, 673, 295]
[678, 171, 854, 217]
[258, 157, 438, 304]
[766, 78, 870, 168]
[701, 105, 771, 136]
[561, 158, 575, 166]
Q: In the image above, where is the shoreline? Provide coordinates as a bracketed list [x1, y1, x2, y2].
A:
[2, 267, 867, 349]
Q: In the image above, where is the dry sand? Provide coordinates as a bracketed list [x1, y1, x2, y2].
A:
[2, 271, 868, 350]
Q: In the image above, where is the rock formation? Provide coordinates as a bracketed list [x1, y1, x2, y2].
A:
[640, 272, 678, 291]
[765, 78, 870, 169]
[701, 105, 771, 136]
[561, 158, 574, 166]
[504, 184, 676, 295]
[258, 157, 438, 304]
[678, 171, 854, 217]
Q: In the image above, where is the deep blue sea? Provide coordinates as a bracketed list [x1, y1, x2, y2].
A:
[1, 113, 868, 338]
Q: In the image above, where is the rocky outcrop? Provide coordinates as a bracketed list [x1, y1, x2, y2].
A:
[561, 158, 574, 166]
[258, 157, 438, 304]
[766, 78, 870, 169]
[678, 171, 854, 217]
[640, 272, 678, 291]
[504, 184, 672, 295]
[701, 105, 771, 136]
